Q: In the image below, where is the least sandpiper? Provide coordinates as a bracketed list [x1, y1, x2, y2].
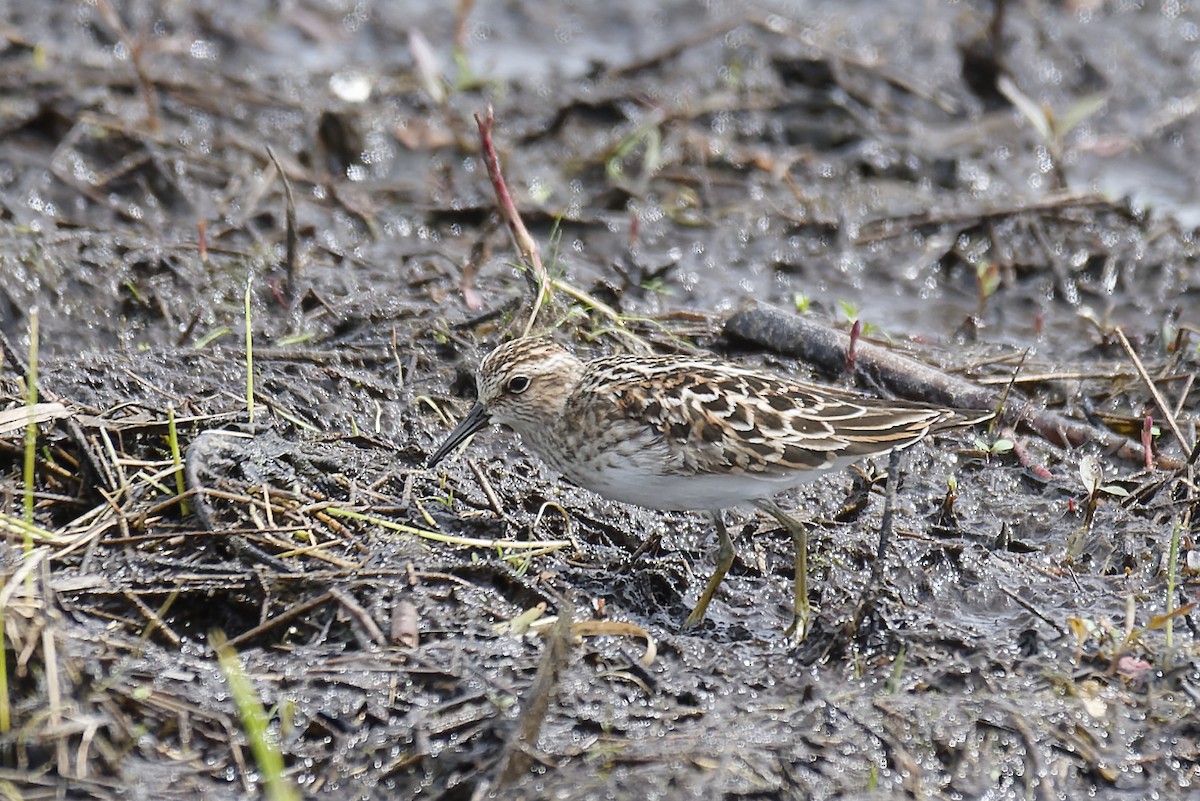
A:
[427, 337, 990, 640]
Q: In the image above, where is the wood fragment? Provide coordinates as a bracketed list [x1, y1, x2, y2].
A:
[390, 599, 420, 648]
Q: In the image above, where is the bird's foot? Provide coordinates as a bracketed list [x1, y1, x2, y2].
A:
[783, 604, 814, 643]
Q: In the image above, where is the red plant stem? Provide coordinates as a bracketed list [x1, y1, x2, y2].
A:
[1142, 415, 1154, 470]
[474, 106, 550, 331]
[197, 219, 208, 264]
[845, 318, 861, 374]
[1005, 427, 1054, 481]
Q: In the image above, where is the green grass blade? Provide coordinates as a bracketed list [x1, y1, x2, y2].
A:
[213, 631, 298, 801]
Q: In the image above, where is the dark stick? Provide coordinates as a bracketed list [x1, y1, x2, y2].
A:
[851, 448, 903, 639]
[266, 146, 299, 311]
[491, 598, 575, 791]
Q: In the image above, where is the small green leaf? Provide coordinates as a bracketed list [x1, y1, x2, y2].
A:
[1058, 92, 1109, 138]
[1078, 454, 1102, 495]
[975, 261, 1001, 299]
[998, 75, 1052, 142]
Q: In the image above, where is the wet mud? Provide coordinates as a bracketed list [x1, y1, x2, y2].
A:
[1, 2, 1198, 799]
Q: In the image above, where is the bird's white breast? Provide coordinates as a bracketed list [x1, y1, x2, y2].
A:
[524, 427, 841, 512]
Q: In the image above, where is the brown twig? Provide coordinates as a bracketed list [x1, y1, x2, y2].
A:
[1005, 427, 1054, 481]
[851, 193, 1115, 244]
[997, 583, 1067, 635]
[197, 219, 209, 265]
[225, 592, 335, 649]
[1142, 416, 1154, 471]
[330, 587, 388, 647]
[491, 597, 574, 790]
[727, 303, 997, 407]
[466, 457, 508, 522]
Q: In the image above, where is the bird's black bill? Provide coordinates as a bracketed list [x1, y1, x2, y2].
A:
[427, 402, 491, 467]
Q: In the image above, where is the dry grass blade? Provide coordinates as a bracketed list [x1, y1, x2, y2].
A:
[0, 402, 70, 436]
[1114, 327, 1192, 455]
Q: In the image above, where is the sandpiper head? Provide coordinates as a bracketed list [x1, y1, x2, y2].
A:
[426, 338, 583, 466]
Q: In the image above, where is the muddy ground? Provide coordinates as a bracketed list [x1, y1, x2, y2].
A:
[1, 1, 1199, 799]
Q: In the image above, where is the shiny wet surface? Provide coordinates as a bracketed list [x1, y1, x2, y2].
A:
[0, 2, 1197, 798]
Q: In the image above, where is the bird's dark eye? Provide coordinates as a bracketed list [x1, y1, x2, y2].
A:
[507, 375, 531, 394]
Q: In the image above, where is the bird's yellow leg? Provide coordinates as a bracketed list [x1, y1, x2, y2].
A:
[682, 513, 734, 628]
[757, 500, 812, 642]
